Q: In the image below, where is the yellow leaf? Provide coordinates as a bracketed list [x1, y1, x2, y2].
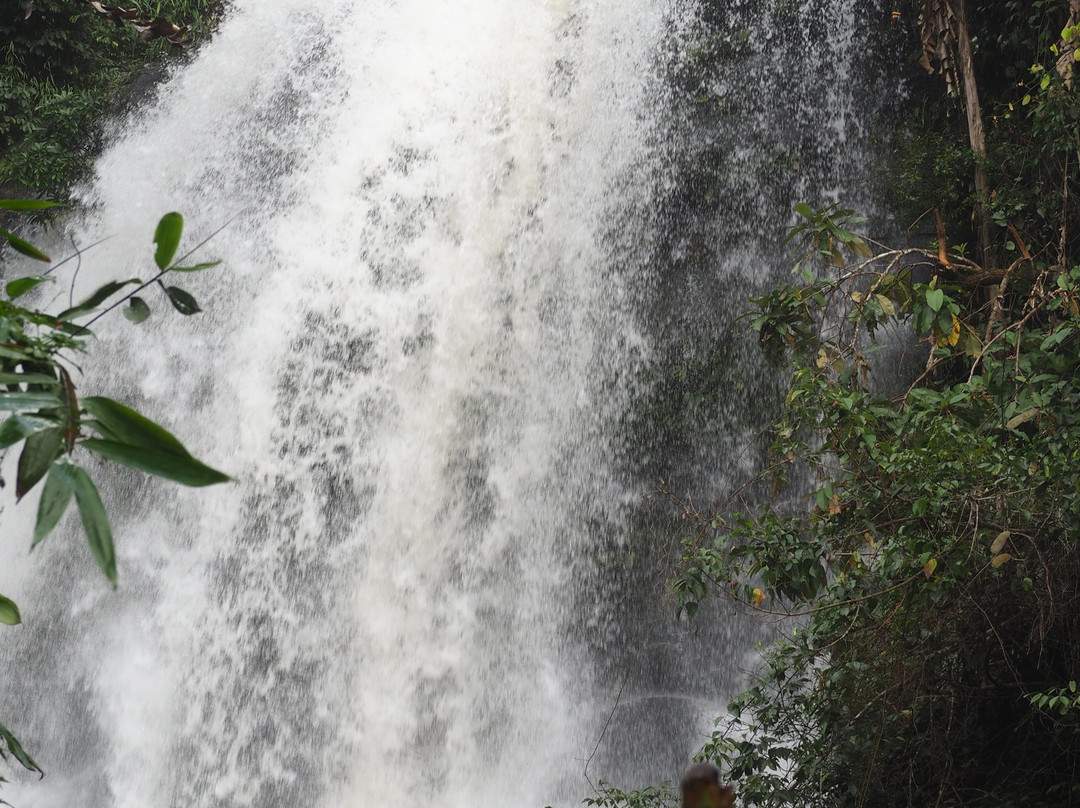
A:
[874, 293, 896, 317]
[828, 494, 842, 515]
[816, 348, 830, 369]
[752, 588, 765, 606]
[990, 530, 1010, 555]
[1006, 407, 1039, 430]
[947, 313, 961, 346]
[851, 290, 865, 303]
[992, 553, 1012, 568]
[923, 558, 938, 579]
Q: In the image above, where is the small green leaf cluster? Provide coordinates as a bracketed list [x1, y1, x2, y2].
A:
[0, 201, 228, 782]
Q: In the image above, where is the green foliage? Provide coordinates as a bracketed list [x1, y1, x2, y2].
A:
[0, 0, 224, 196]
[583, 780, 677, 808]
[670, 209, 1080, 806]
[0, 202, 228, 784]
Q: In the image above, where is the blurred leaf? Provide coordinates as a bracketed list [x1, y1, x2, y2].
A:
[0, 719, 43, 776]
[5, 276, 52, 299]
[16, 427, 62, 500]
[57, 279, 141, 320]
[0, 392, 60, 411]
[153, 212, 183, 270]
[0, 415, 59, 449]
[33, 461, 76, 546]
[990, 530, 1011, 555]
[122, 296, 151, 324]
[0, 595, 21, 626]
[169, 260, 221, 273]
[0, 199, 63, 211]
[0, 228, 49, 262]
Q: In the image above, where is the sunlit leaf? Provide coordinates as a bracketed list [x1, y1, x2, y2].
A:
[0, 594, 20, 625]
[0, 199, 62, 211]
[990, 530, 1011, 555]
[923, 558, 938, 579]
[926, 288, 945, 312]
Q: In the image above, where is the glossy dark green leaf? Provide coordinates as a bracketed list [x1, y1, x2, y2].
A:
[69, 465, 116, 586]
[0, 199, 63, 211]
[0, 415, 59, 448]
[81, 396, 189, 456]
[163, 285, 201, 315]
[80, 439, 230, 487]
[153, 212, 183, 270]
[123, 296, 151, 324]
[0, 719, 43, 776]
[0, 594, 20, 625]
[57, 279, 141, 320]
[169, 260, 221, 273]
[33, 461, 76, 546]
[16, 427, 62, 501]
[0, 391, 60, 411]
[0, 227, 49, 262]
[5, 276, 52, 299]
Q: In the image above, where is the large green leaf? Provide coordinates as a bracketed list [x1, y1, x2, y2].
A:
[0, 595, 20, 626]
[0, 228, 49, 262]
[15, 427, 62, 501]
[80, 439, 230, 487]
[5, 275, 53, 299]
[34, 461, 77, 546]
[69, 466, 116, 585]
[0, 199, 63, 211]
[0, 415, 59, 449]
[81, 396, 190, 456]
[0, 391, 60, 411]
[57, 279, 141, 320]
[0, 719, 43, 776]
[153, 212, 183, 270]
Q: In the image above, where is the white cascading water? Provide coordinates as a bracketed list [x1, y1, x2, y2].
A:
[0, 1, 900, 806]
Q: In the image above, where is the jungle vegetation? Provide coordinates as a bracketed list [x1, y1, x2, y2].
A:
[599, 1, 1080, 806]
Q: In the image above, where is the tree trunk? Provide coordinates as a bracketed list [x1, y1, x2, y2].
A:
[950, 0, 992, 267]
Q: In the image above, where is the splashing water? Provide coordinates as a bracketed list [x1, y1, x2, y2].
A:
[0, 1, 900, 806]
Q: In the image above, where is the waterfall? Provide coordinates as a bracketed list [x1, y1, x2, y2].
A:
[0, 1, 901, 806]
